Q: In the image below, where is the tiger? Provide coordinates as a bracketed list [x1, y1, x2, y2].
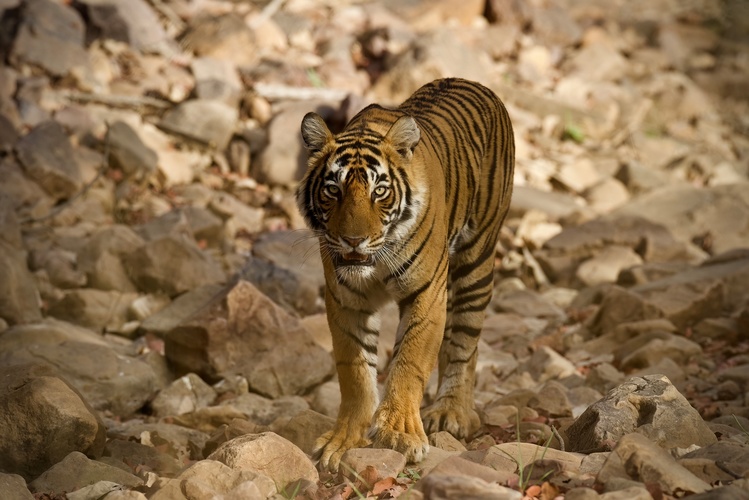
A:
[296, 77, 515, 471]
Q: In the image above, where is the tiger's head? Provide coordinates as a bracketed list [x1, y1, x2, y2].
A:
[296, 110, 423, 281]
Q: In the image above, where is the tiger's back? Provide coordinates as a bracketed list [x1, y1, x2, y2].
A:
[297, 78, 514, 470]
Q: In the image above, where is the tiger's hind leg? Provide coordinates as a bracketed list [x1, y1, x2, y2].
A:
[421, 241, 495, 439]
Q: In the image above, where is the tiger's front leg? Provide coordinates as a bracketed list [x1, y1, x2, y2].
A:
[370, 278, 446, 464]
[315, 292, 380, 472]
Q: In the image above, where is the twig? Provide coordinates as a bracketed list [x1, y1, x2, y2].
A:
[253, 82, 348, 102]
[59, 90, 171, 110]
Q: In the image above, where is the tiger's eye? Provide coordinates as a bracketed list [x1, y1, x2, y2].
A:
[326, 185, 340, 196]
[374, 186, 388, 196]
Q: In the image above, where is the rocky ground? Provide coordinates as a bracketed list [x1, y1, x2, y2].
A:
[1, 0, 749, 498]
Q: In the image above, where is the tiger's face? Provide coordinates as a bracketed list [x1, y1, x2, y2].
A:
[297, 112, 422, 281]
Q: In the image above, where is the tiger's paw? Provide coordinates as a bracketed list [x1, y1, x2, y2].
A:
[422, 399, 481, 438]
[370, 407, 429, 464]
[314, 429, 371, 472]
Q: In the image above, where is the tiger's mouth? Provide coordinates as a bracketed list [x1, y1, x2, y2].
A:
[336, 251, 376, 267]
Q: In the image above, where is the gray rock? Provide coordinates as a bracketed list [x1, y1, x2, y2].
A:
[567, 374, 716, 453]
[139, 283, 225, 337]
[576, 245, 644, 286]
[151, 373, 217, 417]
[28, 451, 142, 495]
[615, 183, 749, 255]
[598, 433, 710, 496]
[124, 233, 225, 297]
[0, 473, 33, 500]
[0, 364, 106, 481]
[252, 229, 326, 290]
[47, 289, 137, 332]
[9, 0, 88, 77]
[106, 121, 158, 179]
[222, 392, 308, 426]
[16, 120, 82, 201]
[179, 13, 257, 67]
[134, 209, 194, 242]
[207, 432, 318, 489]
[103, 439, 183, 478]
[159, 99, 238, 150]
[166, 280, 333, 398]
[1, 333, 158, 416]
[492, 288, 565, 319]
[239, 256, 322, 316]
[509, 185, 591, 222]
[191, 57, 242, 106]
[107, 421, 208, 463]
[339, 448, 407, 483]
[0, 240, 41, 325]
[209, 192, 264, 236]
[77, 225, 144, 292]
[277, 409, 335, 456]
[176, 459, 275, 499]
[419, 473, 521, 500]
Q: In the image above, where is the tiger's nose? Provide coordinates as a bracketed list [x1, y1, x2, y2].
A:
[342, 236, 365, 248]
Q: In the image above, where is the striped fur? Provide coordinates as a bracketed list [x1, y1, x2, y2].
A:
[297, 78, 514, 471]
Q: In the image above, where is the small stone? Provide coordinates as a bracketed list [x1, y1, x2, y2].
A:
[191, 57, 242, 106]
[178, 459, 275, 499]
[46, 289, 137, 332]
[124, 234, 225, 297]
[339, 448, 407, 483]
[525, 346, 577, 383]
[429, 431, 467, 452]
[528, 380, 573, 418]
[429, 455, 518, 487]
[277, 409, 335, 456]
[584, 178, 630, 214]
[16, 120, 82, 201]
[0, 473, 33, 500]
[419, 473, 521, 500]
[103, 440, 182, 477]
[151, 373, 217, 417]
[29, 452, 142, 495]
[602, 433, 710, 496]
[576, 246, 644, 286]
[159, 99, 238, 150]
[180, 13, 257, 67]
[208, 432, 318, 489]
[222, 393, 308, 426]
[0, 241, 42, 325]
[106, 121, 158, 179]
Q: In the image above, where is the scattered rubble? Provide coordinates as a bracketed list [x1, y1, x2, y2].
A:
[0, 0, 748, 498]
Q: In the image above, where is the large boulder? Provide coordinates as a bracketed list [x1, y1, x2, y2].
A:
[165, 280, 333, 397]
[566, 374, 716, 453]
[0, 364, 106, 481]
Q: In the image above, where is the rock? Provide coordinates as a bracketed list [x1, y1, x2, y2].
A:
[382, 0, 485, 29]
[527, 381, 573, 418]
[139, 283, 225, 337]
[159, 99, 238, 150]
[429, 455, 518, 486]
[277, 409, 335, 456]
[106, 121, 158, 179]
[191, 57, 242, 106]
[207, 432, 318, 489]
[618, 334, 702, 371]
[525, 346, 577, 383]
[208, 192, 264, 237]
[177, 459, 276, 499]
[576, 246, 644, 286]
[0, 240, 41, 325]
[615, 183, 749, 255]
[0, 473, 33, 500]
[66, 481, 131, 500]
[530, 4, 582, 47]
[103, 439, 182, 477]
[419, 473, 521, 500]
[254, 101, 334, 186]
[566, 42, 627, 82]
[222, 392, 308, 426]
[429, 431, 467, 452]
[9, 0, 89, 77]
[371, 29, 490, 104]
[679, 441, 749, 484]
[28, 452, 142, 495]
[509, 185, 590, 222]
[339, 448, 407, 483]
[107, 421, 208, 463]
[492, 289, 565, 319]
[16, 120, 82, 201]
[0, 332, 158, 416]
[77, 225, 144, 293]
[309, 379, 340, 417]
[124, 234, 225, 297]
[151, 373, 217, 417]
[239, 256, 322, 316]
[567, 374, 716, 453]
[47, 289, 137, 332]
[251, 229, 326, 289]
[0, 364, 106, 481]
[598, 433, 710, 496]
[179, 13, 257, 67]
[536, 215, 691, 285]
[166, 280, 333, 398]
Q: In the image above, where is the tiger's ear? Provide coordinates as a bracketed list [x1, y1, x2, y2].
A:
[301, 112, 333, 153]
[386, 115, 420, 157]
